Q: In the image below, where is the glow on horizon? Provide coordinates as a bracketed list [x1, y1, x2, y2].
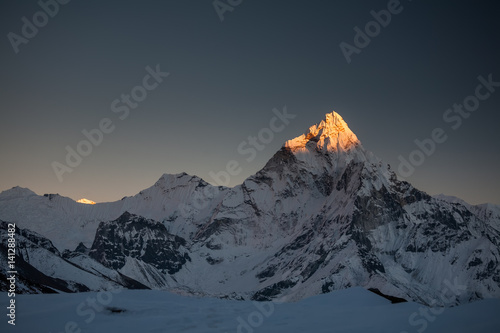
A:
[76, 198, 96, 205]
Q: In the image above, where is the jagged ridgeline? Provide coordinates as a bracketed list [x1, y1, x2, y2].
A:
[1, 112, 500, 305]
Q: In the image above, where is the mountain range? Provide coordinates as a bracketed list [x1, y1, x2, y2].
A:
[1, 111, 499, 306]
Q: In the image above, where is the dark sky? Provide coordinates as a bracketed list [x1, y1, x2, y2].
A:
[0, 0, 499, 204]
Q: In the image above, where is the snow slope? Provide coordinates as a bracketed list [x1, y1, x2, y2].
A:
[2, 288, 500, 333]
[1, 111, 500, 307]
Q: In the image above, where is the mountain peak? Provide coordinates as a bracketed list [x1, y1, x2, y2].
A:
[76, 198, 96, 205]
[0, 186, 37, 200]
[284, 111, 360, 152]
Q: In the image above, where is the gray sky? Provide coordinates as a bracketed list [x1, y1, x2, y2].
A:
[1, 0, 499, 204]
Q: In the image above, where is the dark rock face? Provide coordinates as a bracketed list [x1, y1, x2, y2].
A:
[368, 288, 407, 304]
[0, 245, 90, 294]
[252, 280, 298, 301]
[74, 242, 89, 254]
[336, 162, 362, 193]
[0, 221, 149, 293]
[89, 212, 190, 274]
[17, 226, 61, 257]
[194, 217, 235, 242]
[2, 112, 500, 305]
[0, 221, 89, 293]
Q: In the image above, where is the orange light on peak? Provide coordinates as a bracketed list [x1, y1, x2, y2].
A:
[77, 198, 96, 205]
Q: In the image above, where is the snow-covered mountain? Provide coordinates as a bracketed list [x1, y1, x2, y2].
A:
[1, 111, 499, 306]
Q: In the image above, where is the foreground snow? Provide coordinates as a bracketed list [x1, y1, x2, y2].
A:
[2, 288, 500, 332]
